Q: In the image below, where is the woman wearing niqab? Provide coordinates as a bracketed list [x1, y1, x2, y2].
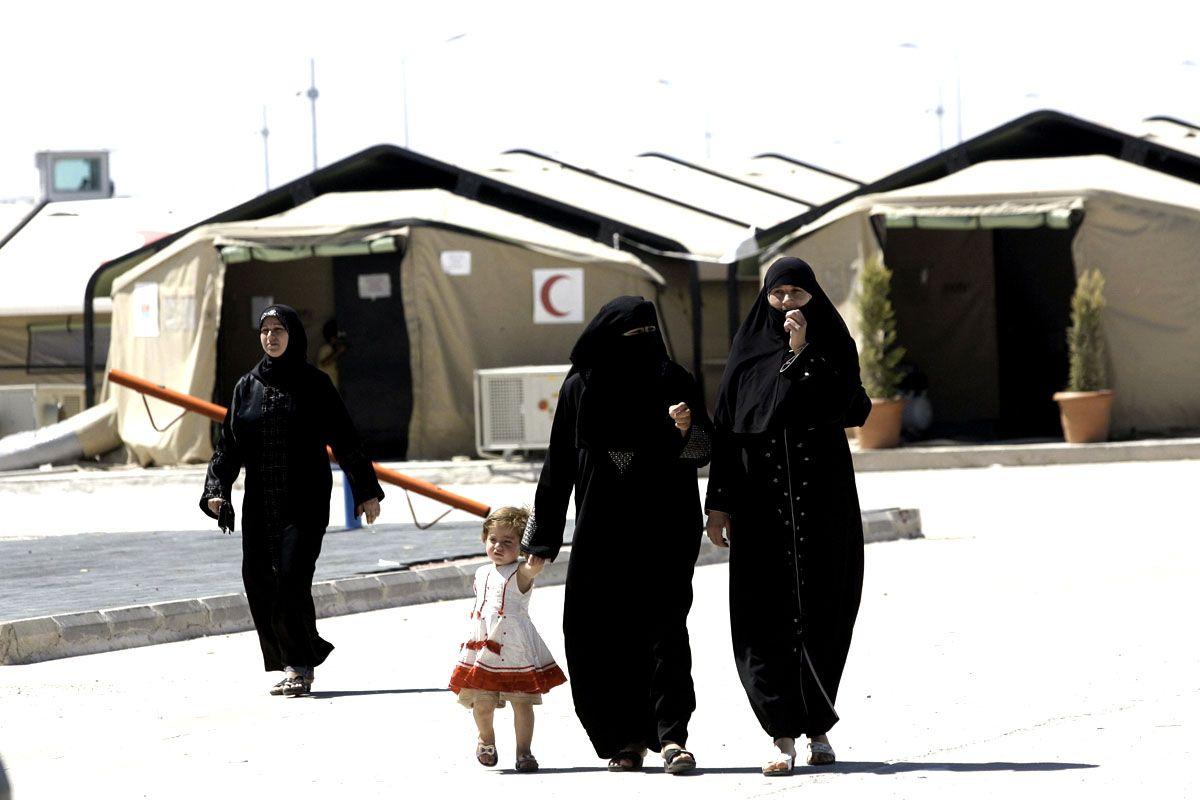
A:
[521, 296, 711, 774]
[200, 305, 384, 697]
[705, 257, 870, 775]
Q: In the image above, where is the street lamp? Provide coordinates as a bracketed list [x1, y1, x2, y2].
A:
[898, 41, 963, 150]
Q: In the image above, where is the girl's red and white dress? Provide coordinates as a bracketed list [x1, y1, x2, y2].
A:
[449, 561, 567, 706]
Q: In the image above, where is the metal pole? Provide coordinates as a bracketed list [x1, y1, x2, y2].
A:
[306, 58, 319, 171]
[260, 106, 270, 190]
[400, 56, 409, 147]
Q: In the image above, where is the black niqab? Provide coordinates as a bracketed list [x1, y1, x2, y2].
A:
[252, 305, 311, 390]
[569, 296, 673, 451]
[715, 257, 867, 434]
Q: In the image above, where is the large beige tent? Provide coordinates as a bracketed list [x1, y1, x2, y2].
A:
[770, 155, 1200, 438]
[104, 189, 663, 464]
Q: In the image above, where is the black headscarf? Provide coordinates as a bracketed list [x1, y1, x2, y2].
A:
[569, 296, 673, 451]
[251, 304, 312, 390]
[714, 257, 866, 434]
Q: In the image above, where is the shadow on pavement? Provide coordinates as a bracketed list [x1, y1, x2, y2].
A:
[697, 761, 1098, 775]
[307, 688, 450, 699]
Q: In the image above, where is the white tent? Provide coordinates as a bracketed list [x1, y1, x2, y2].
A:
[771, 155, 1200, 437]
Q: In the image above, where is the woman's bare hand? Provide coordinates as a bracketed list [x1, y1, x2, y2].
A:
[783, 308, 807, 351]
[668, 402, 692, 435]
[207, 497, 224, 516]
[706, 510, 732, 548]
[356, 498, 381, 525]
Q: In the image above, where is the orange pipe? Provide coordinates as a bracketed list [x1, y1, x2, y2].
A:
[108, 369, 491, 518]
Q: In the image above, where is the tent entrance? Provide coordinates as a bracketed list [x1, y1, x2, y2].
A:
[331, 252, 412, 460]
[884, 223, 1076, 439]
[215, 251, 414, 460]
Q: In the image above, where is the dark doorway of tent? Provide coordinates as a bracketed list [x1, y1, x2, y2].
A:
[215, 252, 414, 459]
[883, 222, 1077, 440]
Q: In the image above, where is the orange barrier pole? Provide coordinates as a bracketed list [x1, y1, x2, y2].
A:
[108, 369, 492, 518]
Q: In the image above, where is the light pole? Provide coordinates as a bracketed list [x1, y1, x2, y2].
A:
[260, 105, 271, 191]
[899, 42, 963, 150]
[304, 58, 319, 171]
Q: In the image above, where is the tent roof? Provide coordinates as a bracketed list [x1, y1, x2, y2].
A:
[481, 151, 750, 260]
[113, 188, 663, 293]
[216, 189, 657, 274]
[0, 197, 183, 316]
[782, 154, 1200, 247]
[89, 144, 690, 304]
[757, 109, 1200, 247]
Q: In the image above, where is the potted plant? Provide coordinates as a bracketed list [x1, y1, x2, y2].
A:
[1053, 269, 1113, 443]
[855, 257, 907, 449]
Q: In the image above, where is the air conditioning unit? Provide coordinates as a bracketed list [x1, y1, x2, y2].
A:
[474, 365, 569, 457]
[0, 384, 87, 437]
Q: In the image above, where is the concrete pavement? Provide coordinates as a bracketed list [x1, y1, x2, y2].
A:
[0, 459, 1197, 799]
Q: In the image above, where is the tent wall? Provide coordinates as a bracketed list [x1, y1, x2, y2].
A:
[1073, 197, 1200, 434]
[105, 236, 223, 465]
[402, 226, 660, 458]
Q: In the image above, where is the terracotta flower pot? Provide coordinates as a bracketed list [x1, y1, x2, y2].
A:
[1052, 389, 1114, 444]
[856, 397, 906, 449]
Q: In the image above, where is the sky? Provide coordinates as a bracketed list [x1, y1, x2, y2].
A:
[4, 0, 1200, 219]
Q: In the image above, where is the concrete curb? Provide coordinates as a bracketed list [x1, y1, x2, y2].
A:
[0, 508, 922, 666]
[849, 437, 1200, 472]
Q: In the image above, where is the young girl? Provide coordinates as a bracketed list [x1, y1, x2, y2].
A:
[449, 507, 566, 772]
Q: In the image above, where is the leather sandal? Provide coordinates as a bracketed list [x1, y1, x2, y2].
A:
[807, 740, 836, 765]
[762, 751, 794, 777]
[515, 753, 539, 773]
[607, 748, 645, 771]
[662, 746, 696, 774]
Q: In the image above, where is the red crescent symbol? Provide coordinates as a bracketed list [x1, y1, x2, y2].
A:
[539, 274, 569, 317]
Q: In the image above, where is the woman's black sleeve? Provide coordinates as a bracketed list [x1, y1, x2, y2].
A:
[672, 366, 712, 467]
[521, 377, 579, 561]
[321, 375, 385, 507]
[200, 381, 245, 518]
[704, 426, 745, 515]
[779, 345, 869, 426]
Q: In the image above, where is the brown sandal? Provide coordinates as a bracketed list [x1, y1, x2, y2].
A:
[515, 753, 539, 773]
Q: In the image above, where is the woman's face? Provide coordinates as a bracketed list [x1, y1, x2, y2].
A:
[259, 319, 289, 358]
[767, 284, 813, 312]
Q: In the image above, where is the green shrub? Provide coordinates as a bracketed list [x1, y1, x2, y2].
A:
[856, 257, 907, 399]
[1065, 269, 1108, 392]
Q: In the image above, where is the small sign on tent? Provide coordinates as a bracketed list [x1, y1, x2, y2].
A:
[132, 282, 159, 338]
[533, 269, 584, 324]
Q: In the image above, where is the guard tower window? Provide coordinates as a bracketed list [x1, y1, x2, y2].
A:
[52, 157, 103, 193]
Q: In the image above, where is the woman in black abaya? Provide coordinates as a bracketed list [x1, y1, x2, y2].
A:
[705, 257, 870, 776]
[201, 305, 383, 697]
[521, 296, 711, 775]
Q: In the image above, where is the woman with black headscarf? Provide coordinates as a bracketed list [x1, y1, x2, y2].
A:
[522, 296, 711, 775]
[705, 257, 871, 776]
[200, 304, 384, 697]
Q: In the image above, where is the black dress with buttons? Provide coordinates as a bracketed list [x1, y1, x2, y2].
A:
[707, 344, 864, 738]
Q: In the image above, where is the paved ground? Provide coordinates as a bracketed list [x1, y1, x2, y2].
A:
[0, 521, 575, 621]
[1, 459, 1197, 799]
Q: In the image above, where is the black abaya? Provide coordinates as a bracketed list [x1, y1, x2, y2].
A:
[706, 258, 868, 739]
[522, 297, 711, 758]
[200, 305, 383, 671]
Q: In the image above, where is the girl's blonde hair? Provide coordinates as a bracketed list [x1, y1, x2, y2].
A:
[481, 506, 530, 543]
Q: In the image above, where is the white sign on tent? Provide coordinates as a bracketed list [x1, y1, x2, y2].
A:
[533, 268, 583, 324]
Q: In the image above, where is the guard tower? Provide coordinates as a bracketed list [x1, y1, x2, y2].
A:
[34, 150, 113, 201]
